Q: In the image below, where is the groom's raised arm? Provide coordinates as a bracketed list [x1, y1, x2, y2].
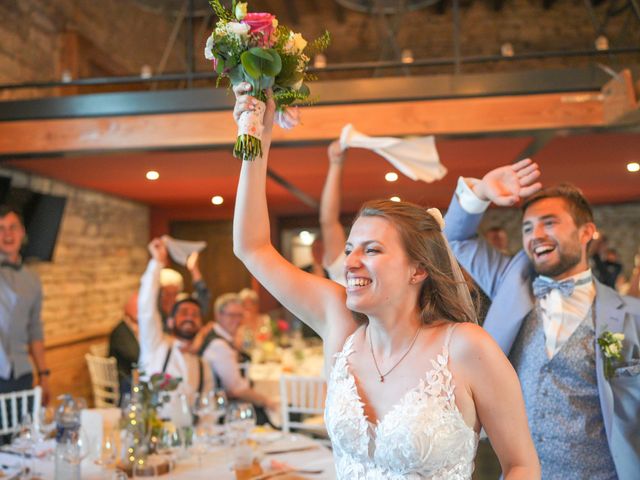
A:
[443, 160, 541, 299]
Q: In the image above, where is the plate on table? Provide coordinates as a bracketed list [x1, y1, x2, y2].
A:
[249, 427, 283, 444]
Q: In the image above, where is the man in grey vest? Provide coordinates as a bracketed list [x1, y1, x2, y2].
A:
[444, 159, 639, 479]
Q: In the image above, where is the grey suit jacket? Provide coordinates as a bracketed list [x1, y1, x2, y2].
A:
[444, 194, 640, 480]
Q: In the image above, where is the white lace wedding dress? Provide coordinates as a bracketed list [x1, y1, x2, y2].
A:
[324, 325, 479, 479]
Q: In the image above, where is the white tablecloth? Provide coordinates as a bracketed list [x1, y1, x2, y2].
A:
[0, 432, 336, 479]
[250, 352, 325, 400]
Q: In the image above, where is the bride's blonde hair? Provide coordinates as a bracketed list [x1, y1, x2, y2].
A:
[355, 199, 477, 325]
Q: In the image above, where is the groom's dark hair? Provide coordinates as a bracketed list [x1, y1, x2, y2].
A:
[521, 183, 594, 226]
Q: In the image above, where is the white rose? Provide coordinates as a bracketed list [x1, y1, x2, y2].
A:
[235, 2, 247, 20]
[226, 22, 250, 37]
[204, 35, 215, 60]
[608, 343, 620, 356]
[612, 333, 625, 342]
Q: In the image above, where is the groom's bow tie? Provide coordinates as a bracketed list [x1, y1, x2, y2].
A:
[0, 261, 22, 271]
[532, 275, 591, 298]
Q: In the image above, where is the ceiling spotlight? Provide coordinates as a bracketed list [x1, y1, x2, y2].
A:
[627, 162, 640, 173]
[314, 53, 327, 69]
[140, 65, 153, 79]
[61, 69, 73, 83]
[595, 35, 609, 51]
[145, 170, 159, 180]
[400, 49, 414, 64]
[385, 172, 399, 182]
[299, 230, 315, 246]
[500, 42, 515, 57]
[211, 195, 224, 205]
[390, 196, 401, 202]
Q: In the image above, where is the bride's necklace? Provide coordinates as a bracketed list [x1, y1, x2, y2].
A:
[368, 323, 422, 383]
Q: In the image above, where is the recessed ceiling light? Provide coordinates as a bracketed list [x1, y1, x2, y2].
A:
[145, 170, 159, 181]
[627, 162, 640, 173]
[211, 195, 224, 205]
[385, 172, 399, 182]
[390, 196, 401, 202]
[299, 230, 315, 246]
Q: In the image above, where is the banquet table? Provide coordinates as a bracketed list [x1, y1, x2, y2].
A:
[0, 432, 336, 479]
[249, 348, 325, 400]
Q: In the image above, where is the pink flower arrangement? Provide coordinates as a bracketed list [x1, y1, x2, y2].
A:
[242, 12, 276, 47]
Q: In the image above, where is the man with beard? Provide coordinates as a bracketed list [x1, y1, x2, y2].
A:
[138, 238, 214, 406]
[444, 159, 639, 480]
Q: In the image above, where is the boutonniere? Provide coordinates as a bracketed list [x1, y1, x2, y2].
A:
[597, 330, 625, 380]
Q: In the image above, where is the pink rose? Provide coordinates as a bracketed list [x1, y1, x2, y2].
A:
[242, 13, 276, 47]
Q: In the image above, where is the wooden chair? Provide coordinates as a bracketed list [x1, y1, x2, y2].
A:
[0, 386, 42, 436]
[279, 375, 329, 445]
[85, 353, 119, 407]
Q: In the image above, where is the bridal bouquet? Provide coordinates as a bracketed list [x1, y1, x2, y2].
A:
[205, 1, 330, 161]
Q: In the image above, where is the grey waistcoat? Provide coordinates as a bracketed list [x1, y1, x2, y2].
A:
[509, 306, 617, 480]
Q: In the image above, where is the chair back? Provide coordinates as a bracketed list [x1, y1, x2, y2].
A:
[279, 375, 327, 439]
[85, 353, 119, 407]
[0, 386, 42, 436]
[89, 342, 109, 357]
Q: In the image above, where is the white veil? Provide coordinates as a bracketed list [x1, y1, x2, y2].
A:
[426, 208, 478, 324]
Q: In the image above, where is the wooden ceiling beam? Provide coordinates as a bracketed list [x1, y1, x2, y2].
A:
[0, 91, 609, 156]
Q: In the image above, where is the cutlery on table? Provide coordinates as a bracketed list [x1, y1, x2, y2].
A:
[263, 445, 319, 455]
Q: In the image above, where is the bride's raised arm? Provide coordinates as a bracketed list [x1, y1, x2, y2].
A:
[232, 84, 355, 342]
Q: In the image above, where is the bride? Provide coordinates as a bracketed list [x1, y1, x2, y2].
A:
[232, 85, 540, 479]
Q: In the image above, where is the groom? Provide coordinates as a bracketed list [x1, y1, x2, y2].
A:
[444, 159, 640, 480]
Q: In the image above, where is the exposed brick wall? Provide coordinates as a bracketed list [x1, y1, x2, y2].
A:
[1, 0, 638, 98]
[0, 167, 149, 344]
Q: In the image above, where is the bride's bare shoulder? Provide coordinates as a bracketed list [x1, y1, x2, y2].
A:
[446, 322, 505, 365]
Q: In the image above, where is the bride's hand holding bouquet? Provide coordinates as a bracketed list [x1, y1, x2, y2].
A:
[205, 0, 330, 161]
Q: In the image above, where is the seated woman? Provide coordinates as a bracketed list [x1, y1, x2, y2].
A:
[231, 84, 540, 479]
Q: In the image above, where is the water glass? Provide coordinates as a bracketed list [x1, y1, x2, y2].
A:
[226, 402, 256, 445]
[95, 430, 118, 468]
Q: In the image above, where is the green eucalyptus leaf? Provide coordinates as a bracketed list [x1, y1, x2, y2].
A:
[240, 51, 262, 79]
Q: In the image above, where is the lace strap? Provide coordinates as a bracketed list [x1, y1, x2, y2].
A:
[443, 323, 458, 357]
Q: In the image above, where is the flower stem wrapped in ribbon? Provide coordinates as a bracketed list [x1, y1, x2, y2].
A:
[206, 1, 330, 161]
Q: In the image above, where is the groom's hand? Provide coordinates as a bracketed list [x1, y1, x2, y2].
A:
[474, 158, 542, 206]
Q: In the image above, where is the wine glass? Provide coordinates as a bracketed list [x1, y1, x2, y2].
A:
[190, 425, 209, 466]
[226, 402, 256, 446]
[60, 428, 91, 466]
[192, 391, 214, 419]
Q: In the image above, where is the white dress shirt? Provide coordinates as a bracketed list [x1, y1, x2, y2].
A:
[456, 177, 595, 358]
[202, 324, 249, 394]
[138, 259, 214, 406]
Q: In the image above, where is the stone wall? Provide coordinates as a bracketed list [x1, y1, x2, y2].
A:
[1, 0, 638, 99]
[0, 167, 149, 345]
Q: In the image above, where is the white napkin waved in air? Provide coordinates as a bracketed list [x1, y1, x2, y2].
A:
[339, 124, 446, 183]
[161, 235, 207, 266]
